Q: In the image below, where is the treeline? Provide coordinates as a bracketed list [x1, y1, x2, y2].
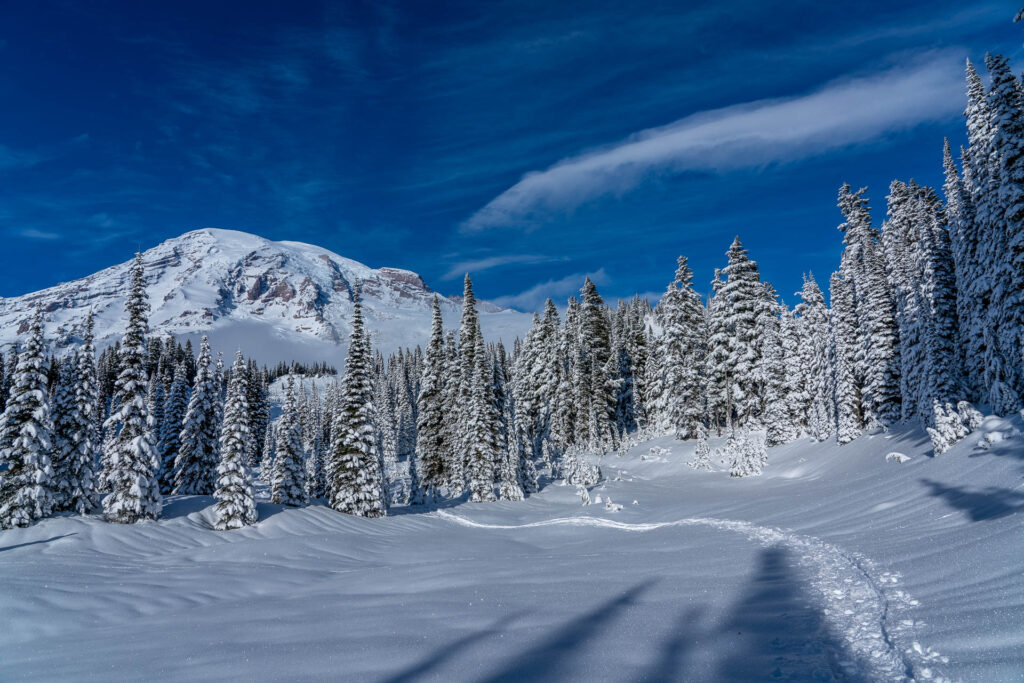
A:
[1, 52, 1021, 530]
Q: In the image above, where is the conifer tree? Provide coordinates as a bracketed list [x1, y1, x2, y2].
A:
[943, 139, 982, 399]
[795, 274, 834, 442]
[159, 362, 188, 493]
[173, 337, 219, 495]
[831, 272, 861, 444]
[413, 295, 446, 502]
[306, 428, 326, 500]
[984, 53, 1024, 411]
[720, 237, 763, 426]
[327, 288, 385, 517]
[259, 421, 276, 483]
[214, 350, 257, 529]
[777, 307, 806, 440]
[466, 335, 497, 502]
[836, 185, 902, 428]
[272, 377, 307, 506]
[102, 254, 162, 523]
[689, 425, 714, 471]
[441, 331, 465, 494]
[51, 355, 96, 514]
[705, 270, 731, 433]
[0, 308, 55, 528]
[246, 365, 270, 467]
[67, 313, 100, 512]
[652, 256, 706, 438]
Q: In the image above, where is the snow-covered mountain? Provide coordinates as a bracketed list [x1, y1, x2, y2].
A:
[0, 228, 531, 363]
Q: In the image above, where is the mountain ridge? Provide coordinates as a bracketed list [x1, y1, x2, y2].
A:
[0, 228, 531, 362]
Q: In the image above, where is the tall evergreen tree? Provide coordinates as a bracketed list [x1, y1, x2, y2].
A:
[214, 350, 257, 530]
[0, 308, 54, 528]
[652, 256, 706, 438]
[413, 296, 446, 502]
[831, 271, 861, 444]
[720, 237, 763, 426]
[327, 288, 385, 517]
[272, 377, 307, 506]
[158, 362, 188, 493]
[466, 335, 498, 502]
[103, 254, 162, 523]
[51, 351, 99, 515]
[173, 337, 219, 495]
[836, 184, 901, 428]
[795, 274, 834, 442]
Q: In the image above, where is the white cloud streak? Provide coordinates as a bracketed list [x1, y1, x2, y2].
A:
[492, 268, 609, 312]
[441, 253, 566, 280]
[463, 53, 965, 232]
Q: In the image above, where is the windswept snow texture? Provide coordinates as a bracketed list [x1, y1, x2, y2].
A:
[0, 228, 531, 362]
[2, 418, 1024, 681]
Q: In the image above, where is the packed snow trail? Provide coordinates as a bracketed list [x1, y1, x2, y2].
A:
[434, 510, 949, 682]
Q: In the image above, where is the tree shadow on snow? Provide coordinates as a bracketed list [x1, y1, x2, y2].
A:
[382, 612, 527, 683]
[715, 545, 879, 682]
[637, 605, 706, 682]
[160, 495, 215, 520]
[477, 579, 658, 683]
[920, 478, 1024, 522]
[0, 533, 76, 553]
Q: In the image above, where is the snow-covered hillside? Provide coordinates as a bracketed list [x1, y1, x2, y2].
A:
[0, 228, 531, 362]
[2, 421, 1022, 681]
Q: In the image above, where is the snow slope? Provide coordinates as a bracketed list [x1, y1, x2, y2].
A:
[0, 228, 531, 362]
[1, 418, 1023, 681]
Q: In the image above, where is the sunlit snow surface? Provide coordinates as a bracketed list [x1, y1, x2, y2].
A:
[2, 417, 1023, 681]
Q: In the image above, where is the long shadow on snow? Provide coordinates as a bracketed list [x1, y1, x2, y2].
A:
[382, 612, 527, 683]
[0, 533, 76, 553]
[716, 545, 877, 682]
[636, 605, 706, 682]
[921, 478, 1024, 522]
[477, 579, 658, 683]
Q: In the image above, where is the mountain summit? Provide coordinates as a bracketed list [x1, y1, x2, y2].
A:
[0, 228, 528, 362]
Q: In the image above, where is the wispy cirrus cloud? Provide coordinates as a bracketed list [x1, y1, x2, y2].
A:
[441, 253, 567, 280]
[463, 52, 966, 232]
[18, 228, 60, 241]
[492, 268, 609, 312]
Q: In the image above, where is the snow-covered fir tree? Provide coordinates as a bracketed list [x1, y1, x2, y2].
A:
[441, 330, 465, 494]
[173, 336, 220, 495]
[651, 256, 706, 439]
[0, 308, 54, 528]
[465, 335, 498, 502]
[836, 184, 901, 429]
[272, 377, 307, 507]
[830, 271, 862, 445]
[246, 365, 270, 468]
[102, 254, 162, 523]
[883, 180, 962, 422]
[689, 425, 714, 471]
[754, 283, 788, 445]
[926, 399, 970, 455]
[159, 362, 188, 493]
[719, 237, 764, 426]
[795, 274, 834, 442]
[214, 350, 257, 530]
[50, 354, 97, 514]
[66, 312, 100, 513]
[412, 295, 446, 503]
[327, 288, 385, 517]
[259, 421, 276, 483]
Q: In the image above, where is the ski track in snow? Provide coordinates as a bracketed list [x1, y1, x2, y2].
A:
[434, 510, 950, 682]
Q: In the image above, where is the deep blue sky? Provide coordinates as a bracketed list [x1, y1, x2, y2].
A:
[0, 1, 1020, 310]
